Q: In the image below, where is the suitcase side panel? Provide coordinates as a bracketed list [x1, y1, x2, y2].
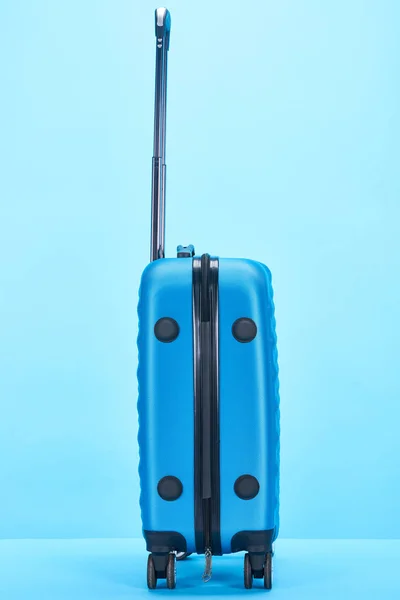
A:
[137, 259, 196, 553]
[218, 259, 280, 554]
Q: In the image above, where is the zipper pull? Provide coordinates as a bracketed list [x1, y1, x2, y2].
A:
[202, 547, 212, 582]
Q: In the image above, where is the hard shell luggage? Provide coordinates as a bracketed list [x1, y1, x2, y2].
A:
[137, 8, 280, 590]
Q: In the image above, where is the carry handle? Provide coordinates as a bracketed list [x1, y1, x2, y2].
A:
[150, 7, 171, 261]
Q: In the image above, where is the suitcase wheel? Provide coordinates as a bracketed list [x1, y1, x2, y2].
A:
[244, 552, 273, 590]
[264, 552, 273, 590]
[147, 552, 177, 589]
[147, 554, 157, 589]
[244, 553, 253, 589]
[166, 553, 176, 589]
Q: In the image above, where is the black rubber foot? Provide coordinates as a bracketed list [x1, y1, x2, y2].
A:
[147, 554, 157, 589]
[244, 553, 253, 589]
[264, 552, 272, 590]
[166, 553, 176, 589]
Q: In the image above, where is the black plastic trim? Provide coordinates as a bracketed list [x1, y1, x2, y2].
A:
[209, 258, 221, 555]
[231, 529, 275, 554]
[144, 530, 187, 554]
[192, 254, 221, 556]
[193, 257, 203, 553]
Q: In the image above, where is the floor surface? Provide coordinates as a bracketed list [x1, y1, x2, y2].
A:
[0, 538, 399, 599]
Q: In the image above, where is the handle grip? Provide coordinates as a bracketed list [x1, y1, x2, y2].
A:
[155, 7, 171, 50]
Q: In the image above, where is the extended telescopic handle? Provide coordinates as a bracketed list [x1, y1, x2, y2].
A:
[150, 7, 171, 261]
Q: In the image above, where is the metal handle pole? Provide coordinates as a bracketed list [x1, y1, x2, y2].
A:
[150, 7, 171, 261]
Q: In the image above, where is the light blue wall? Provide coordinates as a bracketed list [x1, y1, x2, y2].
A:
[0, 0, 399, 539]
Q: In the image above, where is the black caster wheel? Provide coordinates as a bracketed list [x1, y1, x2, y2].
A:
[147, 554, 157, 589]
[176, 551, 192, 561]
[166, 553, 176, 589]
[264, 552, 272, 590]
[244, 553, 253, 589]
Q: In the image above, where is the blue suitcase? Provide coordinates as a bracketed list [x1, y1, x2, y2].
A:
[137, 8, 280, 590]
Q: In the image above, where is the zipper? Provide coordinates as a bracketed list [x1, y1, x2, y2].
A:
[193, 254, 221, 562]
[202, 547, 213, 582]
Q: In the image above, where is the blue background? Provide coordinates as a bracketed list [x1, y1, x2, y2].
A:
[0, 0, 399, 541]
